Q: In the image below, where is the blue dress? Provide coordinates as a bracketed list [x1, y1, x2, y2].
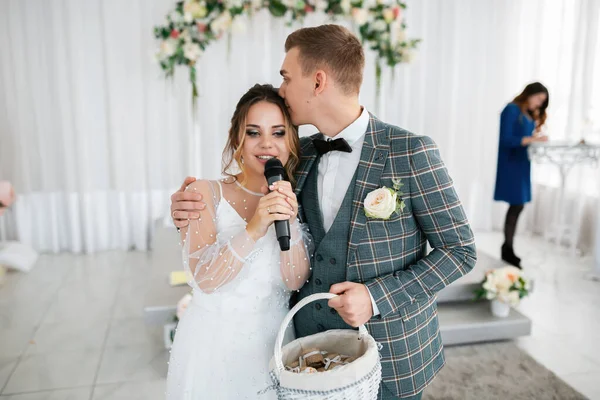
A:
[494, 103, 535, 205]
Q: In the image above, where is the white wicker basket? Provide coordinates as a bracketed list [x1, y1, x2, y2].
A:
[265, 293, 382, 399]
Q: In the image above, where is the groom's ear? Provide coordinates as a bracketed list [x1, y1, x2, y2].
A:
[314, 70, 326, 95]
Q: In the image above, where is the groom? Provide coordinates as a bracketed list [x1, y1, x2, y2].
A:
[170, 25, 476, 399]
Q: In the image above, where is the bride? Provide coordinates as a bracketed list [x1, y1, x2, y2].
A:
[165, 84, 312, 399]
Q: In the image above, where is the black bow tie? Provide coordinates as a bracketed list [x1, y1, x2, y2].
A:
[312, 138, 353, 155]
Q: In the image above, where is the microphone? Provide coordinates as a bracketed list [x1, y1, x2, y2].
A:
[264, 158, 291, 251]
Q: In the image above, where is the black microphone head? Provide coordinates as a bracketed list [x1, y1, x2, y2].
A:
[278, 236, 290, 251]
[264, 158, 285, 180]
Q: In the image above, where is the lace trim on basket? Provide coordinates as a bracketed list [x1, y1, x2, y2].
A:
[261, 355, 382, 395]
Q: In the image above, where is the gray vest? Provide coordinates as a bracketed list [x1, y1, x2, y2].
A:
[293, 158, 358, 338]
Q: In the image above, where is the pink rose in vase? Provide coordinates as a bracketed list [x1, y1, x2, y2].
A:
[0, 181, 15, 216]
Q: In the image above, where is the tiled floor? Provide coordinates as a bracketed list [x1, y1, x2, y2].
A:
[477, 231, 600, 400]
[0, 231, 598, 399]
[0, 251, 173, 400]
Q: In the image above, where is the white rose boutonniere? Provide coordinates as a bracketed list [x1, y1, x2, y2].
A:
[364, 179, 406, 220]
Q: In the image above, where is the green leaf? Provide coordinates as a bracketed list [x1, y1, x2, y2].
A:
[268, 0, 288, 17]
[473, 288, 486, 300]
[395, 199, 405, 214]
[375, 59, 382, 98]
[365, 208, 392, 220]
[331, 4, 344, 14]
[230, 6, 245, 15]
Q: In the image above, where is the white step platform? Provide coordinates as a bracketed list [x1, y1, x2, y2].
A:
[437, 301, 532, 346]
[436, 250, 532, 345]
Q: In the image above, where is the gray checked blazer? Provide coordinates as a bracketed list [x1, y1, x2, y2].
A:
[292, 113, 477, 397]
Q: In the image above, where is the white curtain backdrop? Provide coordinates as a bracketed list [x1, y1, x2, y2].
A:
[0, 0, 598, 254]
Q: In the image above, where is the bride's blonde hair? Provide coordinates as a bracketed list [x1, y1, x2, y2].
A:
[222, 84, 299, 187]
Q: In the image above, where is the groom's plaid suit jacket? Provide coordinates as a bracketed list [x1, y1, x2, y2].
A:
[293, 114, 477, 397]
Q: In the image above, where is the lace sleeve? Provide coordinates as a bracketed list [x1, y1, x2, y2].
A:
[180, 180, 260, 293]
[279, 220, 313, 291]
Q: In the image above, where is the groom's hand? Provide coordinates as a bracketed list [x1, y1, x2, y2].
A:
[328, 282, 374, 327]
[171, 177, 205, 229]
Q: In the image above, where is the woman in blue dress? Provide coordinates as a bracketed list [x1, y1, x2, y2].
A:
[494, 82, 549, 268]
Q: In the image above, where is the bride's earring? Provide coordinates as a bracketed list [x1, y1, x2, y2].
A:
[240, 156, 244, 165]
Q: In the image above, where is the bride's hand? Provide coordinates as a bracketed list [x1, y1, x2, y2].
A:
[269, 181, 298, 221]
[246, 182, 296, 242]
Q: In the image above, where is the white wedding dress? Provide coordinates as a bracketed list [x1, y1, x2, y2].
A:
[166, 179, 312, 400]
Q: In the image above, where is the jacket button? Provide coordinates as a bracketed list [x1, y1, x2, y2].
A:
[316, 254, 323, 262]
[315, 278, 322, 286]
[329, 258, 336, 265]
[315, 303, 322, 310]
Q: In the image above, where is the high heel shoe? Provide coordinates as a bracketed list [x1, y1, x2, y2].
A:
[501, 243, 522, 269]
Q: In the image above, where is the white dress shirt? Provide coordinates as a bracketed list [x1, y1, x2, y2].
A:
[316, 107, 380, 316]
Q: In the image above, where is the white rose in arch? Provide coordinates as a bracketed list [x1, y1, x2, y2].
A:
[372, 19, 388, 32]
[180, 28, 192, 43]
[351, 8, 369, 26]
[176, 293, 193, 320]
[362, 0, 377, 9]
[382, 8, 394, 24]
[364, 187, 397, 219]
[160, 39, 178, 58]
[210, 11, 232, 35]
[314, 0, 328, 12]
[184, 42, 203, 62]
[184, 1, 208, 19]
[170, 10, 184, 24]
[340, 0, 351, 14]
[225, 0, 243, 8]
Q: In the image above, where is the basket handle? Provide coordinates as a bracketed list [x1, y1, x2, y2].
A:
[273, 292, 369, 376]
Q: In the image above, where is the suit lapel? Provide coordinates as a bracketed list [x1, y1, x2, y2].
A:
[294, 136, 319, 196]
[347, 114, 390, 256]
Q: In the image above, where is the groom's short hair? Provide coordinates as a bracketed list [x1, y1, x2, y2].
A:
[285, 24, 364, 95]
